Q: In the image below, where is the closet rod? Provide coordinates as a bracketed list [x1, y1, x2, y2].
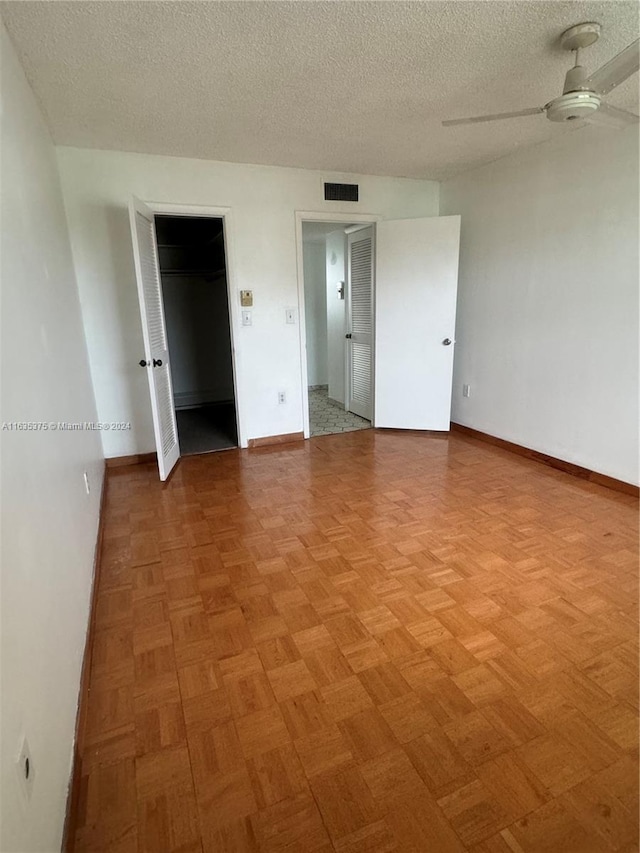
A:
[160, 269, 226, 276]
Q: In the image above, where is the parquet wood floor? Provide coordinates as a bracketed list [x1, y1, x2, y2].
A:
[72, 430, 639, 853]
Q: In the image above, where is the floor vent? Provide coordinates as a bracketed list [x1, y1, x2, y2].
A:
[324, 182, 359, 202]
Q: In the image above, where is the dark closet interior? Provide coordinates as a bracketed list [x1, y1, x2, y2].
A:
[155, 215, 238, 454]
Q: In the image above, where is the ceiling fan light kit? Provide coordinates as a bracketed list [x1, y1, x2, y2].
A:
[546, 91, 601, 122]
[442, 22, 639, 130]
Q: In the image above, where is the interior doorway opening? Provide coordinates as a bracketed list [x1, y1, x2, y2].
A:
[155, 215, 238, 455]
[301, 221, 374, 438]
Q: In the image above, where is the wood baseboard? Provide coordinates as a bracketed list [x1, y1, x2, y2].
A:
[451, 423, 639, 497]
[63, 463, 108, 852]
[248, 431, 305, 448]
[376, 428, 450, 437]
[105, 452, 157, 468]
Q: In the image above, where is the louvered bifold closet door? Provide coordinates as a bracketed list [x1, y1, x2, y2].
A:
[346, 226, 374, 421]
[129, 197, 180, 480]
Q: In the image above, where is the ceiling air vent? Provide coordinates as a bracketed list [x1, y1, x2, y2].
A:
[324, 182, 359, 202]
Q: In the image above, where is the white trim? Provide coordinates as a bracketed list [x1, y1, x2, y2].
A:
[145, 200, 247, 449]
[295, 211, 381, 439]
[149, 202, 230, 217]
[295, 211, 379, 225]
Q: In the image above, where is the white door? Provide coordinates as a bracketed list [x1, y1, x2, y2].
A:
[375, 216, 461, 430]
[346, 226, 374, 420]
[129, 197, 180, 480]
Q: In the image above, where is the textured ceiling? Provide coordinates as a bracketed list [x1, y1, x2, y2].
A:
[1, 1, 638, 180]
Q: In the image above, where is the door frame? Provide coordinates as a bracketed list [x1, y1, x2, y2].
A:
[144, 201, 247, 449]
[294, 210, 380, 439]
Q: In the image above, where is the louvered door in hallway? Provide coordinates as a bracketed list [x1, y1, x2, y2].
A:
[346, 226, 374, 421]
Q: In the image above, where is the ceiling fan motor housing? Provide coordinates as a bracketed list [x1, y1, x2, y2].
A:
[546, 91, 601, 122]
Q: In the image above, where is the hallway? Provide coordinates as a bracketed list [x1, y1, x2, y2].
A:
[308, 387, 370, 437]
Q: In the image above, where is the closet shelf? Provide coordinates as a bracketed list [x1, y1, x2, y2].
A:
[160, 269, 226, 276]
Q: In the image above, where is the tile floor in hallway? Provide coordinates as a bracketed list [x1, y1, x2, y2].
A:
[309, 387, 370, 437]
[72, 429, 638, 852]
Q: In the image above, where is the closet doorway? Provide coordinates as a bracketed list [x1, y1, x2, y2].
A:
[155, 215, 238, 455]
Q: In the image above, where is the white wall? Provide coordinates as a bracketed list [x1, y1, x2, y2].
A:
[56, 148, 438, 455]
[0, 24, 103, 853]
[325, 230, 347, 404]
[441, 126, 639, 485]
[302, 240, 328, 387]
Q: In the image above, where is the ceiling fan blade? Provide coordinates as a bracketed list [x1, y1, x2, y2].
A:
[584, 102, 640, 128]
[584, 39, 640, 95]
[442, 107, 544, 127]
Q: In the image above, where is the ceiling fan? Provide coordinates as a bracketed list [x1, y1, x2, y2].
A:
[443, 23, 639, 129]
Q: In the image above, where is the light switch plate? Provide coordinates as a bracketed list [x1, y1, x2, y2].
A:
[285, 308, 296, 324]
[242, 310, 252, 326]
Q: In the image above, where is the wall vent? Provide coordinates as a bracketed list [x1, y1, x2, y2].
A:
[324, 182, 359, 202]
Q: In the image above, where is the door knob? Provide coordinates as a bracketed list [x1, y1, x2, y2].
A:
[153, 358, 163, 367]
[345, 333, 352, 339]
[442, 338, 452, 346]
[139, 359, 149, 367]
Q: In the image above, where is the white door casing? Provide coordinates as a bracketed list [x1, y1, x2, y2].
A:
[375, 215, 461, 430]
[346, 225, 375, 421]
[129, 196, 180, 480]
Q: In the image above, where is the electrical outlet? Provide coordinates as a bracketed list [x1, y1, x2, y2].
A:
[16, 737, 34, 801]
[83, 471, 90, 495]
[278, 391, 286, 404]
[463, 384, 471, 398]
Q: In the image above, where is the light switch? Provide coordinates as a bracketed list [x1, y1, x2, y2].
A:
[285, 308, 296, 324]
[242, 310, 252, 326]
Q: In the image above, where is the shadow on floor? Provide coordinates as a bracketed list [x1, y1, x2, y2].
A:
[176, 402, 238, 455]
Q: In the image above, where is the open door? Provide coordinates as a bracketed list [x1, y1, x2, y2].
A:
[375, 216, 461, 430]
[129, 197, 180, 480]
[346, 226, 374, 421]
